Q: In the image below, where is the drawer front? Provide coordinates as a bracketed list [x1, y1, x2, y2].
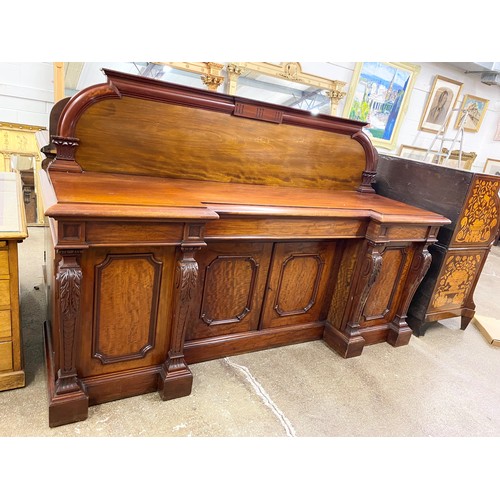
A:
[0, 310, 12, 341]
[0, 279, 11, 309]
[0, 245, 9, 277]
[0, 341, 13, 372]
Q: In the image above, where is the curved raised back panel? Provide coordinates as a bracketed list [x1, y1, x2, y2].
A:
[50, 69, 377, 191]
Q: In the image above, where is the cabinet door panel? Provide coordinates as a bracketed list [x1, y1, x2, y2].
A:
[360, 246, 414, 327]
[187, 241, 273, 340]
[429, 250, 486, 312]
[260, 241, 337, 329]
[79, 246, 176, 377]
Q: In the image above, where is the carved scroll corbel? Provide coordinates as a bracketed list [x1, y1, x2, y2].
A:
[346, 243, 384, 334]
[54, 250, 84, 395]
[388, 244, 432, 346]
[323, 242, 384, 358]
[158, 242, 204, 400]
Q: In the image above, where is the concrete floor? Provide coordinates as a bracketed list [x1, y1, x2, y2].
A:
[1, 226, 500, 438]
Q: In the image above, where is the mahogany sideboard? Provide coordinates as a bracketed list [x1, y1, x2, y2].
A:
[39, 69, 449, 427]
[0, 171, 28, 391]
[374, 154, 500, 335]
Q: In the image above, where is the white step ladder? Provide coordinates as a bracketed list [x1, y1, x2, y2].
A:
[425, 107, 470, 168]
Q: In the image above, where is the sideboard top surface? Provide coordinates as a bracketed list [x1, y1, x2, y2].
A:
[41, 169, 450, 225]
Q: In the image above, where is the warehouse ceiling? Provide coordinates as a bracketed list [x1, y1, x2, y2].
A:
[63, 61, 500, 114]
[63, 61, 335, 113]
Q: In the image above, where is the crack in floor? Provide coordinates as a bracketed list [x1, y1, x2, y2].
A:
[223, 357, 297, 437]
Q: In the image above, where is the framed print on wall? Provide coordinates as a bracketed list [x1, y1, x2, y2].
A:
[454, 94, 489, 132]
[343, 62, 420, 150]
[483, 158, 500, 176]
[418, 75, 463, 133]
[398, 144, 435, 162]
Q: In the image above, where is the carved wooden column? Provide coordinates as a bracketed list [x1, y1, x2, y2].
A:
[158, 225, 205, 400]
[49, 249, 88, 426]
[387, 244, 432, 346]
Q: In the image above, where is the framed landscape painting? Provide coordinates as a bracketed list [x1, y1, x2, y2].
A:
[419, 75, 463, 133]
[343, 62, 420, 150]
[483, 158, 500, 176]
[454, 94, 489, 132]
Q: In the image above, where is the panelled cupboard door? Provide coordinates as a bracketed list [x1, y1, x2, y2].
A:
[77, 246, 176, 377]
[260, 241, 337, 329]
[187, 241, 273, 340]
[359, 245, 415, 327]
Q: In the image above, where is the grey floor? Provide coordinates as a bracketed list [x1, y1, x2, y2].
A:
[1, 226, 500, 438]
[3, 227, 500, 498]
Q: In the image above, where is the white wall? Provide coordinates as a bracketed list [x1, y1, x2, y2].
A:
[0, 62, 54, 128]
[1, 61, 500, 171]
[303, 62, 500, 172]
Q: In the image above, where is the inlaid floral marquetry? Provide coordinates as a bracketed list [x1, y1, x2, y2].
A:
[432, 254, 482, 309]
[455, 179, 500, 244]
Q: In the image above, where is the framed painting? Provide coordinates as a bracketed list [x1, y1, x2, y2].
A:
[439, 149, 477, 170]
[343, 62, 420, 150]
[483, 158, 500, 176]
[418, 75, 463, 133]
[398, 144, 436, 162]
[454, 94, 489, 132]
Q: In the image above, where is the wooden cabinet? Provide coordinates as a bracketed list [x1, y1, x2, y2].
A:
[374, 154, 500, 335]
[40, 70, 449, 426]
[188, 241, 273, 340]
[185, 240, 337, 362]
[0, 172, 28, 391]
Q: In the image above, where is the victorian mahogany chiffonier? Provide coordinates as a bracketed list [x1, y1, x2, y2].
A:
[0, 171, 28, 391]
[39, 70, 450, 427]
[375, 154, 500, 336]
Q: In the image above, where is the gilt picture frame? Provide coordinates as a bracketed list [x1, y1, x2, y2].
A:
[483, 158, 500, 176]
[454, 94, 489, 133]
[398, 144, 436, 162]
[343, 62, 420, 150]
[418, 75, 463, 133]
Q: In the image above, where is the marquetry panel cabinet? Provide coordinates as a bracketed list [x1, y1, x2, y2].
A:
[375, 154, 500, 335]
[40, 70, 449, 426]
[0, 172, 28, 391]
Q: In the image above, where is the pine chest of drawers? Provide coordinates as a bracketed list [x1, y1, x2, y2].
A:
[0, 172, 28, 391]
